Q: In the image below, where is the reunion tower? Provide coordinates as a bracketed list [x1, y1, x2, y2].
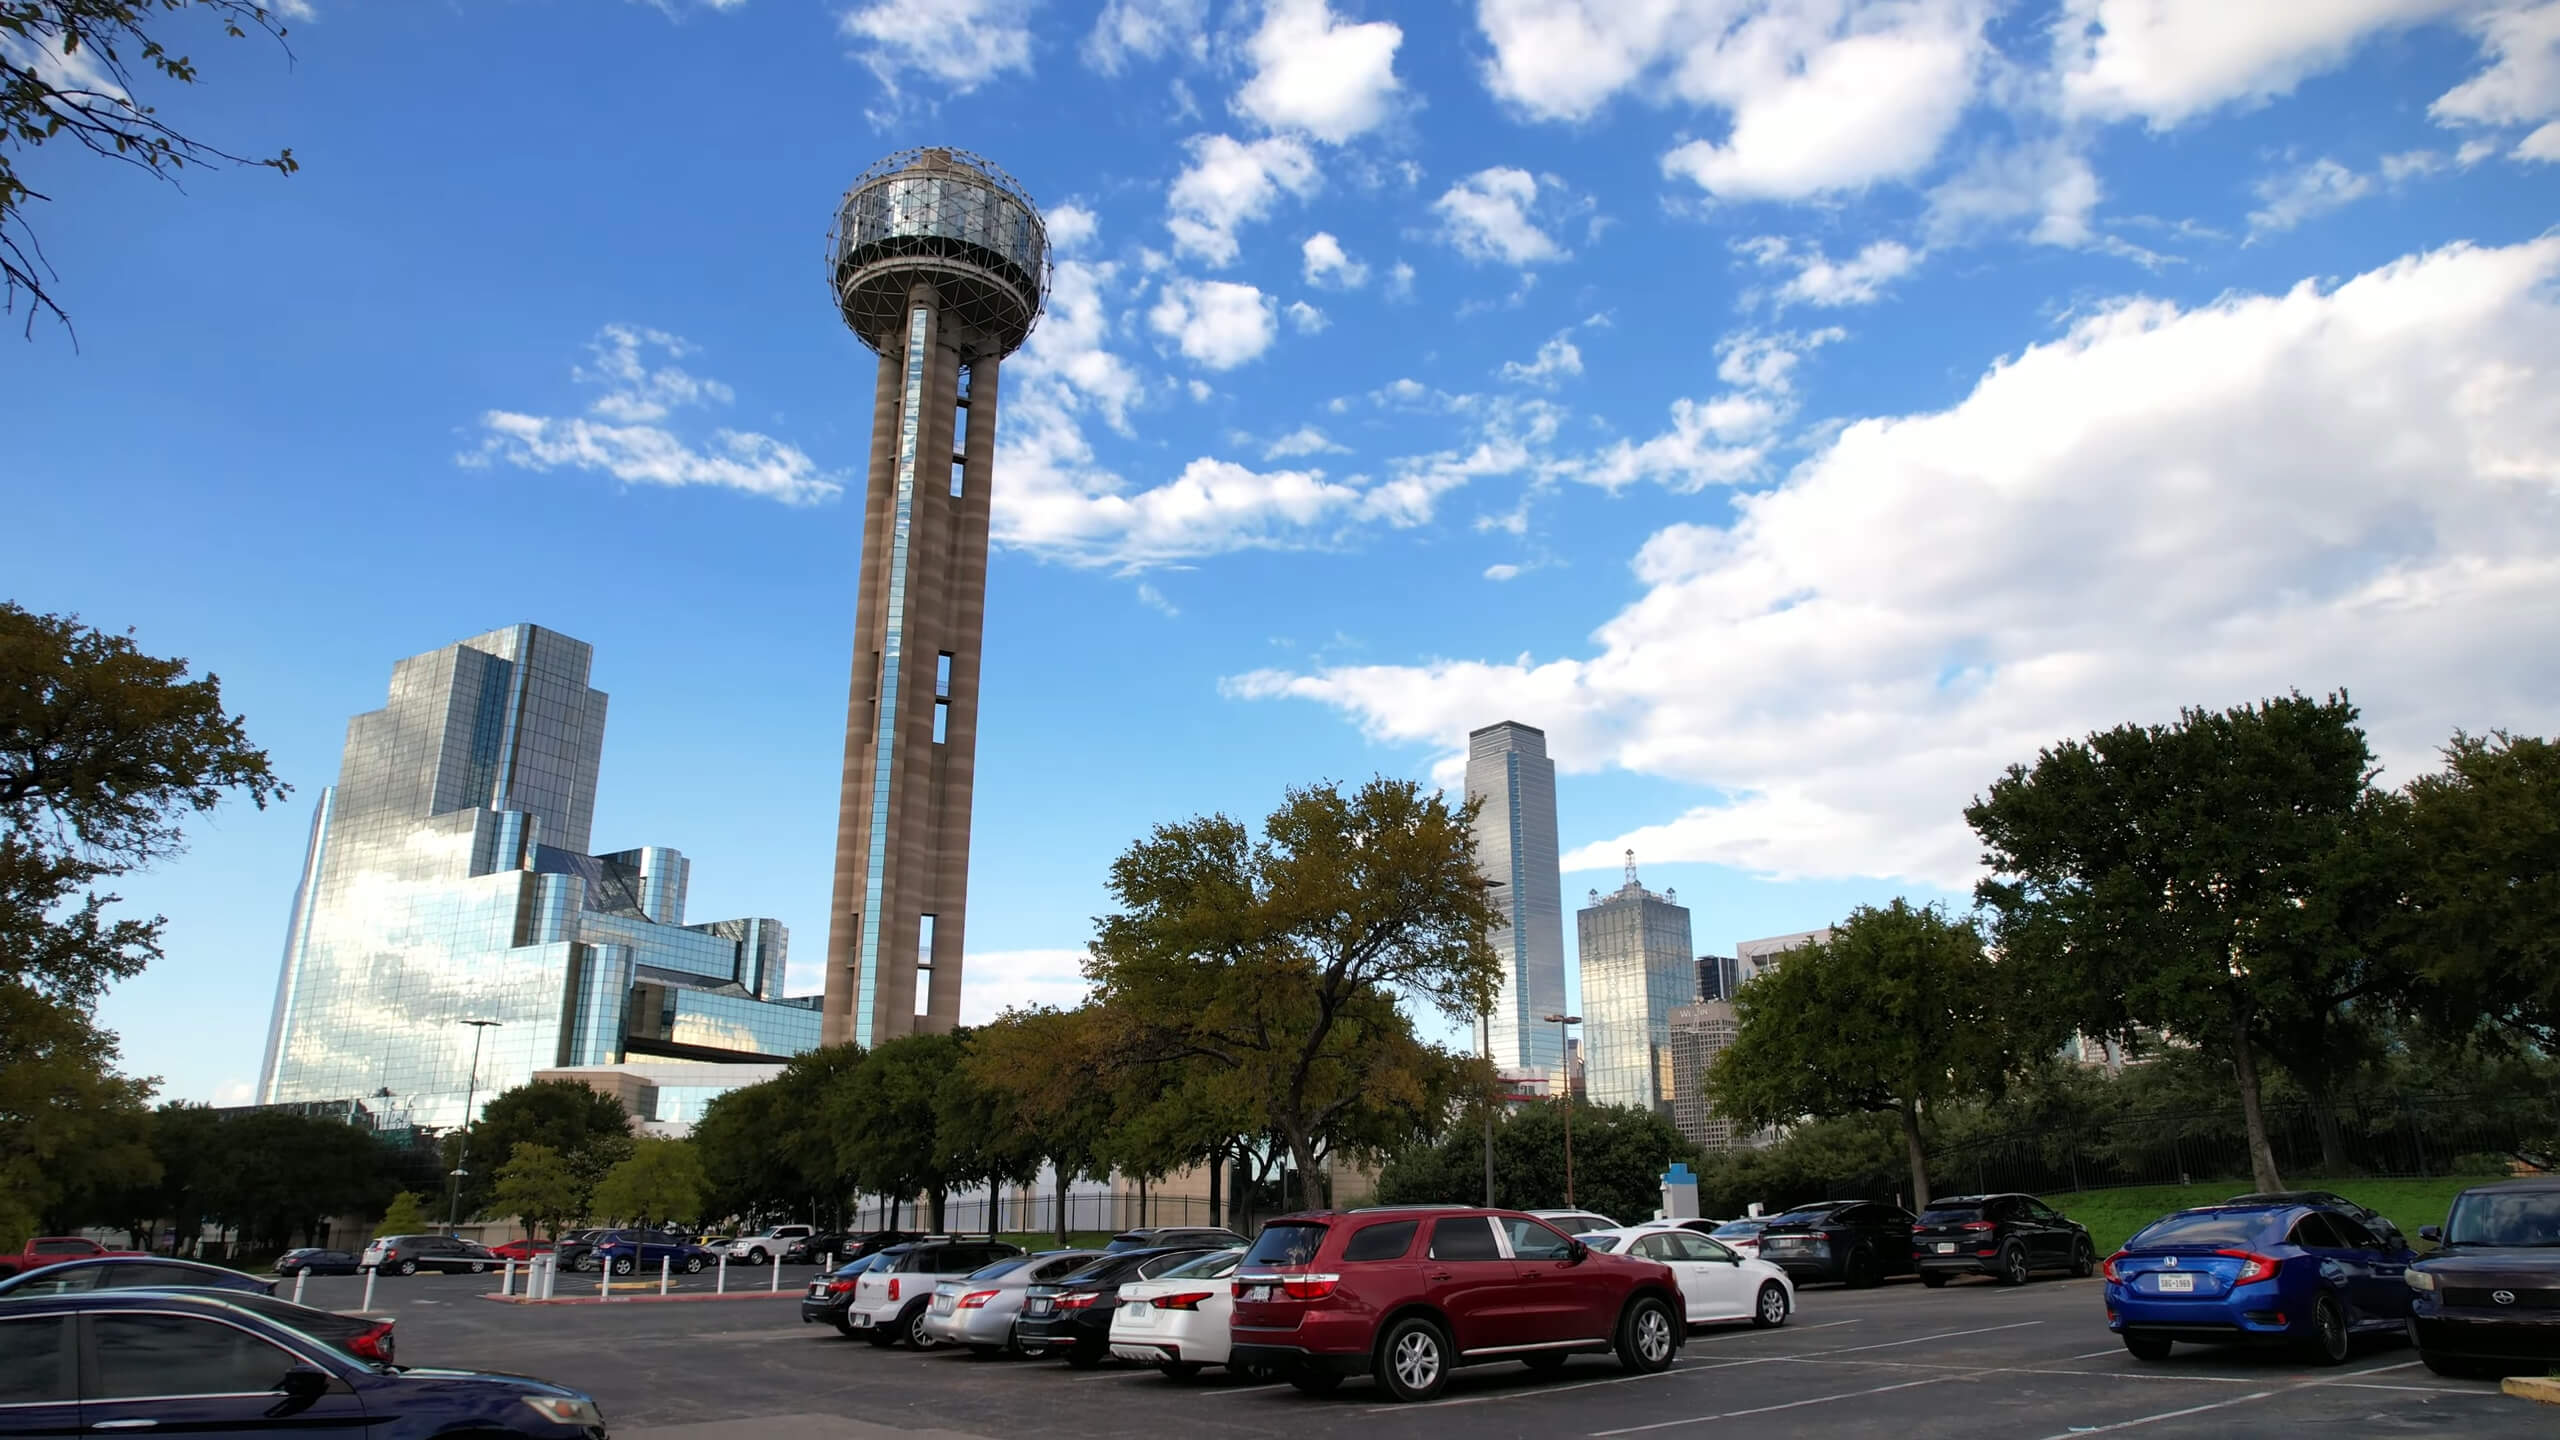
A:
[820, 148, 1050, 1047]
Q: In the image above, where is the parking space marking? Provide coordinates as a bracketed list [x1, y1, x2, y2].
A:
[2066, 1347, 2127, 1359]
[1694, 1319, 1861, 1341]
[1357, 1362, 1693, 1413]
[1811, 1320, 2043, 1355]
[1588, 1373, 1979, 1436]
[2022, 1359, 2426, 1439]
[2330, 1381, 2503, 1396]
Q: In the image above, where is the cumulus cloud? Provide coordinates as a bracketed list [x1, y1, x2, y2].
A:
[1302, 231, 1371, 288]
[1499, 331, 1584, 386]
[1286, 299, 1329, 334]
[1230, 239, 2560, 886]
[1150, 277, 1281, 368]
[2247, 156, 2376, 235]
[1434, 167, 1568, 265]
[958, 949, 1096, 1024]
[2431, 1, 2560, 159]
[467, 326, 842, 506]
[2056, 0, 2465, 127]
[1267, 425, 1350, 458]
[1046, 202, 1102, 252]
[1238, 0, 1405, 143]
[839, 0, 1036, 119]
[1551, 328, 1835, 491]
[1167, 133, 1322, 266]
[1085, 0, 1209, 73]
[1739, 235, 1923, 307]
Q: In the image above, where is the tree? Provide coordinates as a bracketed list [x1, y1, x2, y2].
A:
[1, 3, 298, 335]
[1376, 1100, 1699, 1225]
[931, 1029, 1039, 1240]
[966, 1007, 1116, 1244]
[693, 1044, 866, 1226]
[1709, 900, 2047, 1209]
[374, 1190, 431, 1236]
[586, 1138, 704, 1228]
[199, 1109, 391, 1252]
[491, 1142, 581, 1239]
[1087, 777, 1504, 1209]
[2400, 731, 2560, 1050]
[1967, 691, 2384, 1192]
[831, 1032, 963, 1229]
[453, 1079, 630, 1218]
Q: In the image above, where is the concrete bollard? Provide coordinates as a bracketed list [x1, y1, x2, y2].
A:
[769, 1257, 781, 1293]
[716, 1255, 727, 1294]
[360, 1266, 376, 1312]
[292, 1270, 307, 1305]
[822, 1253, 833, 1274]
[500, 1260, 515, 1297]
[659, 1256, 671, 1296]
[601, 1263, 611, 1301]
[538, 1255, 554, 1300]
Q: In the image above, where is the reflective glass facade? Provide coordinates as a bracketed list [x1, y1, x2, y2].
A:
[1576, 862, 1696, 1115]
[258, 625, 814, 1129]
[1464, 722, 1567, 1080]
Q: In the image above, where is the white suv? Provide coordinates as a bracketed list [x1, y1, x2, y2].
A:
[849, 1239, 1023, 1348]
[721, 1225, 814, 1266]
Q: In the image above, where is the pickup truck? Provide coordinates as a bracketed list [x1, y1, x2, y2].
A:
[0, 1237, 144, 1277]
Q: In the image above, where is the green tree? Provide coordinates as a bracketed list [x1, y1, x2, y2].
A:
[587, 1138, 704, 1228]
[374, 1190, 431, 1236]
[199, 1109, 392, 1252]
[832, 1032, 963, 1229]
[1087, 777, 1503, 1209]
[490, 1142, 581, 1239]
[966, 1007, 1116, 1243]
[2400, 731, 2560, 1050]
[453, 1079, 630, 1217]
[1709, 900, 2046, 1208]
[1967, 691, 2386, 1191]
[2, 3, 299, 333]
[931, 1029, 1040, 1240]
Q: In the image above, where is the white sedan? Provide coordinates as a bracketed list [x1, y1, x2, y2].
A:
[1106, 1249, 1246, 1380]
[1581, 1225, 1795, 1330]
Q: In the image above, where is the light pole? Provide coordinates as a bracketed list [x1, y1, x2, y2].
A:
[1480, 1006, 1497, 1206]
[1543, 1013, 1580, 1208]
[445, 1019, 502, 1235]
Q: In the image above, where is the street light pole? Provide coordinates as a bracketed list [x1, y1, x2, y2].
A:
[446, 1019, 502, 1235]
[1481, 1008, 1497, 1206]
[1544, 1012, 1581, 1208]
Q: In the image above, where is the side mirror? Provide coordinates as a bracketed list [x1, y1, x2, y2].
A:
[2418, 1225, 2443, 1244]
[1565, 1239, 1588, 1264]
[281, 1366, 332, 1400]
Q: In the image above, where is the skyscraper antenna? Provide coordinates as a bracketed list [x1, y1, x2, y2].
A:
[1624, 848, 1639, 889]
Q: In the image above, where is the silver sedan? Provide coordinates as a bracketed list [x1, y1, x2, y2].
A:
[921, 1249, 1103, 1355]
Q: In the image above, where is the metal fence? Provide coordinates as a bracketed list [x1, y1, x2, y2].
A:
[854, 1192, 1227, 1237]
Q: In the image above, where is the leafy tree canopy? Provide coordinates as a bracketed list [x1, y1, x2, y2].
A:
[2400, 731, 2560, 1050]
[588, 1138, 704, 1228]
[491, 1142, 581, 1239]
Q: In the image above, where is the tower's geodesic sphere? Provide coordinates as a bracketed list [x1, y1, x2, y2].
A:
[827, 147, 1049, 359]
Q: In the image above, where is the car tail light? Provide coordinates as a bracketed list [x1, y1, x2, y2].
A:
[956, 1290, 998, 1309]
[888, 1278, 901, 1301]
[1962, 1222, 1995, 1232]
[2101, 1251, 2128, 1283]
[1911, 1225, 1927, 1234]
[1054, 1291, 1100, 1310]
[827, 1280, 856, 1295]
[345, 1322, 396, 1365]
[1153, 1291, 1215, 1312]
[2218, 1250, 2280, 1285]
[1280, 1274, 1340, 1301]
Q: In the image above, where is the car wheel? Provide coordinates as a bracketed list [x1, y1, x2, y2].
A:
[903, 1303, 937, 1350]
[865, 1324, 895, 1348]
[2122, 1333, 2172, 1362]
[611, 1257, 635, 1277]
[1843, 1248, 1879, 1288]
[2304, 1293, 2351, 1366]
[1615, 1294, 1679, 1375]
[748, 1247, 769, 1266]
[1999, 1245, 2032, 1287]
[1287, 1371, 1343, 1396]
[397, 1260, 418, 1276]
[2070, 1240, 2097, 1279]
[684, 1256, 705, 1274]
[1920, 1272, 1950, 1289]
[833, 1316, 859, 1338]
[469, 1260, 489, 1274]
[1753, 1282, 1791, 1329]
[1521, 1352, 1570, 1373]
[1161, 1361, 1204, 1382]
[1373, 1315, 1451, 1402]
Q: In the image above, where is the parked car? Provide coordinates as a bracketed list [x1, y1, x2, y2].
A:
[2104, 1201, 2415, 1364]
[922, 1249, 1104, 1354]
[1579, 1226, 1794, 1330]
[1754, 1200, 1919, 1288]
[274, 1248, 363, 1277]
[0, 1287, 606, 1438]
[780, 1232, 847, 1265]
[1227, 1206, 1688, 1403]
[1526, 1209, 1623, 1235]
[846, 1238, 1025, 1347]
[1912, 1193, 2098, 1287]
[173, 1289, 399, 1365]
[1107, 1248, 1250, 1379]
[361, 1234, 500, 1276]
[1102, 1226, 1248, 1253]
[0, 1255, 275, 1298]
[0, 1236, 144, 1278]
[2229, 1190, 2409, 1248]
[1709, 1217, 1772, 1261]
[487, 1238, 556, 1264]
[719, 1225, 815, 1266]
[586, 1230, 714, 1277]
[799, 1252, 898, 1335]
[554, 1229, 610, 1272]
[2404, 1176, 2560, 1377]
[1014, 1245, 1228, 1368]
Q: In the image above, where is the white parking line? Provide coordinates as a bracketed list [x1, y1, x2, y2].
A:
[1588, 1374, 1975, 1436]
[1815, 1320, 2043, 1355]
[1345, 1321, 1863, 1414]
[2023, 1359, 2427, 1439]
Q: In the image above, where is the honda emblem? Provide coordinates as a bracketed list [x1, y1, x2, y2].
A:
[2164, 1256, 2178, 1269]
[2493, 1290, 2516, 1306]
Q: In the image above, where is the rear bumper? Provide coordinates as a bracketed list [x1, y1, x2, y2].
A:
[924, 1305, 1017, 1345]
[1766, 1255, 1843, 1282]
[2410, 1313, 2560, 1362]
[1015, 1312, 1110, 1352]
[1916, 1255, 2001, 1277]
[1228, 1343, 1371, 1379]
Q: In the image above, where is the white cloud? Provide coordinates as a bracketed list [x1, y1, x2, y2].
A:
[1237, 0, 1405, 143]
[1552, 328, 1834, 491]
[2056, 0, 2464, 127]
[1740, 235, 1923, 307]
[467, 326, 842, 506]
[1136, 582, 1182, 616]
[212, 1078, 256, 1105]
[1473, 0, 1686, 122]
[1230, 239, 2560, 887]
[1500, 331, 1584, 386]
[1927, 136, 2104, 249]
[2525, 120, 2560, 158]
[1085, 0, 1209, 73]
[1434, 167, 1567, 265]
[1038, 258, 1145, 427]
[2247, 156, 2376, 235]
[1484, 563, 1524, 582]
[959, 949, 1094, 1024]
[1150, 277, 1280, 368]
[1302, 231, 1371, 288]
[1046, 202, 1102, 252]
[1286, 299, 1329, 334]
[1387, 260, 1417, 298]
[1266, 424, 1349, 458]
[839, 0, 1036, 118]
[1167, 133, 1322, 266]
[2432, 1, 2560, 156]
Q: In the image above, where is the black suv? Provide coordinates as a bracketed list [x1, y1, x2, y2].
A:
[2407, 1176, 2560, 1377]
[361, 1233, 498, 1276]
[1755, 1200, 1918, 1287]
[1912, 1193, 2097, 1287]
[1101, 1226, 1247, 1253]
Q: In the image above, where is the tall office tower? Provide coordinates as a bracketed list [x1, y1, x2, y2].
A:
[258, 625, 817, 1129]
[1576, 852, 1696, 1114]
[1666, 1001, 1743, 1148]
[1696, 952, 1741, 1003]
[1736, 927, 1833, 988]
[1463, 721, 1569, 1082]
[820, 148, 1050, 1048]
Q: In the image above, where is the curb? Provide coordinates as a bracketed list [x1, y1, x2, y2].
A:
[476, 1290, 802, 1306]
[2502, 1376, 2560, 1405]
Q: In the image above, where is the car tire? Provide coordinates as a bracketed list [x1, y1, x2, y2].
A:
[1161, 1361, 1204, 1382]
[1753, 1282, 1790, 1329]
[397, 1260, 418, 1276]
[1374, 1316, 1452, 1402]
[468, 1260, 489, 1274]
[2303, 1293, 2351, 1366]
[2122, 1333, 2172, 1362]
[1615, 1294, 1680, 1375]
[684, 1256, 705, 1274]
[748, 1248, 769, 1266]
[611, 1257, 635, 1277]
[833, 1316, 859, 1338]
[1287, 1371, 1343, 1396]
[2070, 1240, 2097, 1279]
[1843, 1248, 1879, 1288]
[1920, 1272, 1950, 1289]
[1521, 1352, 1570, 1373]
[1998, 1245, 2032, 1287]
[865, 1326, 895, 1348]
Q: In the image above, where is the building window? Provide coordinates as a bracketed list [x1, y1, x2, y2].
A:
[916, 914, 936, 1017]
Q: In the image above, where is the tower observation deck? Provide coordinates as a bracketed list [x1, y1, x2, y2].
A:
[821, 148, 1049, 1047]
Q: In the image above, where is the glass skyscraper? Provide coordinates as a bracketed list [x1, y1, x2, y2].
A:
[1576, 853, 1696, 1115]
[1463, 721, 1568, 1082]
[258, 624, 819, 1129]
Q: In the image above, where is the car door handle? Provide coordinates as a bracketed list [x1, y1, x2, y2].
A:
[93, 1421, 158, 1430]
[1428, 1271, 1452, 1281]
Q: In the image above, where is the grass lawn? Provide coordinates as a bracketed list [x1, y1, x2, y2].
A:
[2047, 1174, 2497, 1254]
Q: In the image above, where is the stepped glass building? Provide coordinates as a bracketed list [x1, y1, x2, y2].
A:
[1463, 721, 1570, 1085]
[257, 625, 818, 1130]
[819, 148, 1050, 1047]
[1577, 853, 1697, 1114]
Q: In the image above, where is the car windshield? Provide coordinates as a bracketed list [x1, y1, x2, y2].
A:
[1711, 1220, 1765, 1238]
[1242, 1223, 1325, 1268]
[836, 1253, 892, 1277]
[1917, 1205, 1986, 1224]
[1764, 1208, 1841, 1227]
[1583, 1235, 1626, 1253]
[2444, 1190, 2560, 1247]
[966, 1255, 1037, 1281]
[2128, 1211, 2270, 1250]
[1159, 1249, 1242, 1280]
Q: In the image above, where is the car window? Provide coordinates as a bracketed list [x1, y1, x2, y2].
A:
[2, 1264, 104, 1296]
[1428, 1217, 1503, 1262]
[2129, 1212, 2268, 1250]
[2325, 1213, 2381, 1250]
[0, 1315, 73, 1404]
[91, 1314, 303, 1400]
[1916, 1204, 1985, 1225]
[2288, 1213, 2344, 1250]
[1138, 1251, 1209, 1279]
[1583, 1235, 1625, 1253]
[1341, 1221, 1418, 1263]
[1502, 1217, 1575, 1261]
[1031, 1254, 1093, 1281]
[1243, 1224, 1326, 1268]
[1160, 1251, 1242, 1280]
[1631, 1233, 1676, 1261]
[967, 1255, 1037, 1281]
[31, 1241, 88, 1255]
[1691, 1235, 1740, 1262]
[104, 1264, 230, 1291]
[1711, 1221, 1764, 1239]
[2028, 1199, 2067, 1222]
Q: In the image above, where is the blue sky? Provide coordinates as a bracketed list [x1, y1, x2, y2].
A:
[8, 0, 2556, 1106]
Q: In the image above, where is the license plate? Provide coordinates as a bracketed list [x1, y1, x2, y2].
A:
[807, 1284, 826, 1298]
[2156, 1273, 2194, 1292]
[1935, 1243, 1956, 1254]
[1123, 1307, 1151, 1325]
[933, 1295, 953, 1313]
[1243, 1284, 1274, 1302]
[1027, 1299, 1052, 1315]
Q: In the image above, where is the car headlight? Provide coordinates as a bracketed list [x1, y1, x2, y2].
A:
[520, 1395, 604, 1427]
[2403, 1269, 2437, 1292]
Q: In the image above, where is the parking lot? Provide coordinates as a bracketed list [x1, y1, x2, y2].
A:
[288, 1268, 2532, 1439]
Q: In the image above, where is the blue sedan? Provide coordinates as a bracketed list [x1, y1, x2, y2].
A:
[2105, 1202, 2415, 1364]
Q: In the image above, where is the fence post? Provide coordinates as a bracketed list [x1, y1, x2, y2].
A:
[770, 1256, 780, 1293]
[2407, 1099, 2430, 1177]
[717, 1255, 727, 1294]
[660, 1256, 671, 1296]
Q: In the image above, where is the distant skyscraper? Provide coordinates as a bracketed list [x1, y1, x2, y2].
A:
[1666, 1001, 1743, 1148]
[1576, 852, 1696, 1114]
[1736, 927, 1833, 988]
[1463, 721, 1569, 1082]
[258, 625, 817, 1128]
[1696, 952, 1740, 1003]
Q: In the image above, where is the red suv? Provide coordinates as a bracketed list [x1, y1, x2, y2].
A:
[1227, 1205, 1687, 1402]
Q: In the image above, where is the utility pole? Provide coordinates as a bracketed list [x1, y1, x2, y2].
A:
[1544, 1012, 1580, 1208]
[445, 1019, 502, 1235]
